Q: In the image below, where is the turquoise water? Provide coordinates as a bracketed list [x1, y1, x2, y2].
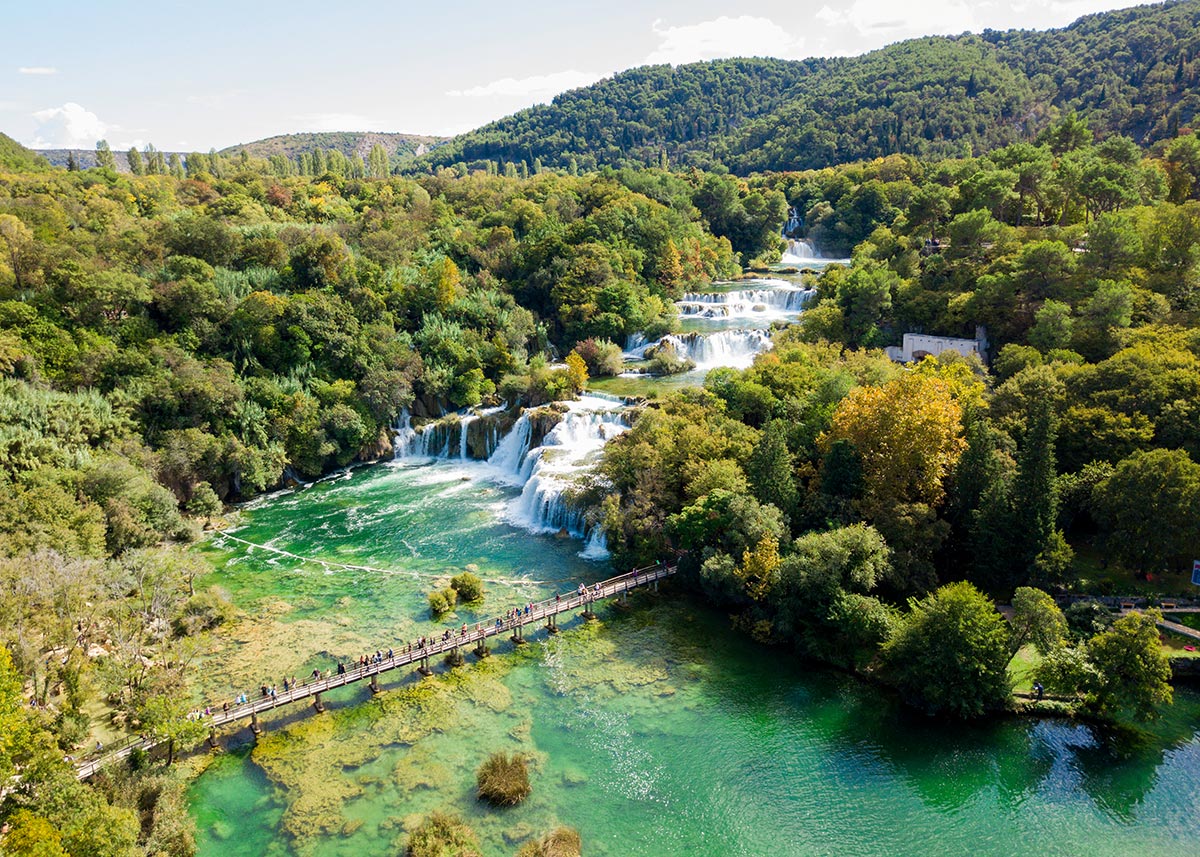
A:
[187, 459, 1200, 856]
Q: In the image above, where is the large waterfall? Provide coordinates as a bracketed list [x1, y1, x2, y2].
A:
[781, 239, 822, 265]
[393, 397, 628, 557]
[626, 328, 774, 370]
[677, 285, 813, 319]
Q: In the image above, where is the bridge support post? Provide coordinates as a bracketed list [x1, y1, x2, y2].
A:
[474, 637, 490, 658]
[652, 580, 658, 593]
[446, 647, 465, 667]
[546, 614, 558, 634]
[208, 728, 220, 750]
[369, 674, 381, 694]
[313, 692, 325, 713]
[511, 621, 526, 646]
[417, 655, 433, 677]
[582, 599, 596, 620]
[250, 711, 262, 736]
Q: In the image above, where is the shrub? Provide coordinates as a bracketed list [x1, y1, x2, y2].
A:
[450, 570, 485, 603]
[476, 751, 531, 806]
[172, 587, 237, 636]
[428, 586, 458, 617]
[571, 338, 624, 377]
[645, 341, 695, 376]
[406, 811, 482, 857]
[516, 827, 582, 857]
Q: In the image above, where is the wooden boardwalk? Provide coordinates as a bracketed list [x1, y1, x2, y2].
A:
[76, 564, 674, 780]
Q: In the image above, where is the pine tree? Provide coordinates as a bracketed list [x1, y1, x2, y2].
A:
[1009, 397, 1060, 586]
[747, 420, 797, 518]
[66, 151, 78, 171]
[95, 139, 117, 170]
[127, 146, 144, 175]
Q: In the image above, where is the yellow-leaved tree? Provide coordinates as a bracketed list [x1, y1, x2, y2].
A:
[820, 372, 967, 590]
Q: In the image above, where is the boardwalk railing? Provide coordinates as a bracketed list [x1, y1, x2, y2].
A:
[76, 564, 675, 780]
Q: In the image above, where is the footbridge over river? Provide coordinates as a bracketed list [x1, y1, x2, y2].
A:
[75, 564, 675, 781]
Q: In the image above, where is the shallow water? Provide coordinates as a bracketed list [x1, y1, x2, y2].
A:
[188, 461, 1200, 857]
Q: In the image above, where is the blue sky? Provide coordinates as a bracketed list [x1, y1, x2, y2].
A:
[4, 0, 1144, 151]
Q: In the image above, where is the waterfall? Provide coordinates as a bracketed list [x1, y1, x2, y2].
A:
[392, 397, 631, 559]
[486, 412, 533, 481]
[677, 287, 813, 318]
[781, 239, 822, 264]
[459, 414, 477, 460]
[503, 399, 628, 549]
[640, 329, 774, 370]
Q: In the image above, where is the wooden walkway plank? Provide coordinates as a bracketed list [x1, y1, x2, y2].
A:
[75, 563, 675, 780]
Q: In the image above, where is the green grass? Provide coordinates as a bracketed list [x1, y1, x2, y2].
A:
[1064, 541, 1197, 597]
[1008, 645, 1043, 694]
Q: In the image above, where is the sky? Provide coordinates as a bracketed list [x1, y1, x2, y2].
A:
[3, 0, 1150, 151]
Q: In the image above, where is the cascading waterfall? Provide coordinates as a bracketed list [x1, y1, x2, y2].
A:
[392, 397, 629, 558]
[677, 286, 813, 318]
[781, 239, 822, 264]
[504, 398, 628, 551]
[626, 329, 775, 369]
[394, 405, 508, 462]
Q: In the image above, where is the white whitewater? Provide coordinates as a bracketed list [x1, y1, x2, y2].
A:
[502, 397, 628, 551]
[625, 328, 775, 370]
[394, 396, 630, 558]
[677, 285, 813, 319]
[780, 239, 850, 267]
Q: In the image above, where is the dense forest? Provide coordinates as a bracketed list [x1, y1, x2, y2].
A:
[417, 0, 1200, 175]
[3, 4, 1200, 851]
[595, 113, 1199, 722]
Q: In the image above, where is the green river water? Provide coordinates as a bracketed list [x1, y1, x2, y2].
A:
[186, 457, 1200, 857]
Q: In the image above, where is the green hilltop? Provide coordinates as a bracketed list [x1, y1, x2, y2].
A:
[416, 0, 1200, 174]
[219, 131, 445, 161]
[0, 132, 49, 172]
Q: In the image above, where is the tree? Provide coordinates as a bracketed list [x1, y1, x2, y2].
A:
[1008, 586, 1067, 655]
[367, 144, 390, 179]
[94, 139, 116, 170]
[880, 581, 1012, 718]
[746, 419, 796, 518]
[1083, 612, 1172, 720]
[1093, 448, 1200, 575]
[127, 146, 144, 176]
[1028, 300, 1074, 352]
[1009, 393, 1066, 587]
[184, 481, 221, 524]
[823, 373, 966, 513]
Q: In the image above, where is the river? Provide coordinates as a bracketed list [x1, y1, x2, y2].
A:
[186, 253, 1200, 856]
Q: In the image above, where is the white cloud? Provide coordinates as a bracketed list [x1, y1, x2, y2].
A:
[645, 16, 804, 65]
[294, 112, 393, 132]
[30, 102, 107, 148]
[815, 1, 975, 39]
[18, 66, 57, 75]
[447, 69, 604, 99]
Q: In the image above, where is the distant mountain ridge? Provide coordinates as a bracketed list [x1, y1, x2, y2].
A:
[219, 131, 446, 160]
[415, 0, 1200, 174]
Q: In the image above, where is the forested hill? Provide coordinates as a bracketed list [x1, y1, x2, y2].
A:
[416, 0, 1200, 175]
[0, 133, 49, 172]
[220, 131, 445, 161]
